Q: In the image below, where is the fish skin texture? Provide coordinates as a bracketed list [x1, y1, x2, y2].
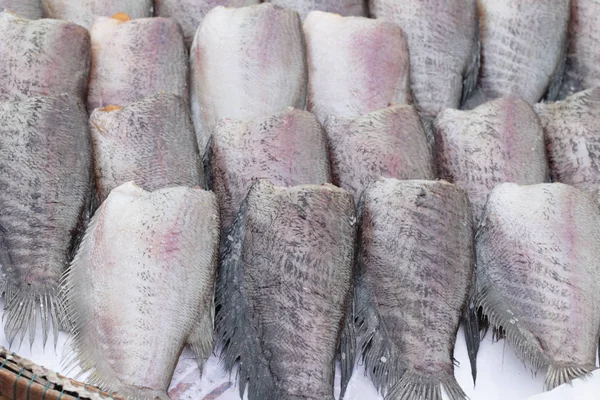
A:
[559, 0, 600, 98]
[369, 0, 479, 120]
[0, 1, 42, 19]
[190, 3, 308, 153]
[216, 180, 355, 400]
[468, 0, 569, 106]
[0, 12, 90, 102]
[535, 88, 600, 198]
[87, 16, 188, 112]
[155, 0, 260, 48]
[475, 182, 600, 390]
[304, 11, 410, 125]
[42, 0, 152, 29]
[346, 178, 473, 400]
[433, 96, 549, 226]
[325, 105, 435, 204]
[62, 182, 220, 400]
[207, 108, 331, 234]
[0, 94, 93, 348]
[268, 0, 367, 20]
[89, 93, 204, 203]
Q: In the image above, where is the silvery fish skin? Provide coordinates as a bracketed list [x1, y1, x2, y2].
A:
[268, 0, 366, 19]
[0, 0, 42, 19]
[155, 0, 260, 48]
[468, 0, 569, 106]
[62, 182, 219, 400]
[475, 182, 600, 390]
[89, 94, 204, 203]
[534, 88, 600, 198]
[207, 108, 331, 234]
[559, 0, 600, 98]
[216, 180, 355, 400]
[0, 94, 93, 347]
[345, 178, 473, 400]
[434, 96, 549, 225]
[190, 4, 307, 152]
[325, 105, 435, 203]
[42, 0, 152, 29]
[88, 16, 188, 112]
[0, 12, 90, 102]
[369, 0, 479, 121]
[304, 11, 410, 125]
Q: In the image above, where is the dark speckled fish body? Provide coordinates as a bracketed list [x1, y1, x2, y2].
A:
[0, 94, 93, 346]
[207, 108, 331, 234]
[468, 0, 569, 106]
[87, 16, 188, 112]
[0, 12, 90, 102]
[89, 94, 203, 203]
[559, 0, 600, 98]
[216, 180, 356, 400]
[345, 178, 473, 400]
[434, 96, 549, 225]
[0, 1, 42, 19]
[269, 0, 367, 19]
[325, 105, 435, 203]
[42, 0, 153, 29]
[475, 182, 600, 390]
[535, 88, 600, 198]
[155, 0, 260, 48]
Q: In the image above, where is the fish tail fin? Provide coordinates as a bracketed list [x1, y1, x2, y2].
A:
[386, 372, 468, 400]
[544, 364, 596, 391]
[339, 299, 356, 400]
[187, 303, 215, 371]
[463, 304, 479, 386]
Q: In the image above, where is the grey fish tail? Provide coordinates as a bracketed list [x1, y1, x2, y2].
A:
[544, 364, 597, 391]
[385, 372, 468, 400]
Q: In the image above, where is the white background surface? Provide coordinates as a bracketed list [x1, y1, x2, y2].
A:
[2, 297, 598, 400]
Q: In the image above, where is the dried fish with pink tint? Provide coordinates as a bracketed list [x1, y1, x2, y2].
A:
[304, 11, 410, 125]
[0, 0, 41, 19]
[344, 178, 473, 400]
[190, 3, 307, 152]
[62, 183, 219, 400]
[90, 93, 203, 203]
[0, 94, 93, 347]
[216, 180, 355, 400]
[325, 105, 435, 203]
[87, 15, 188, 112]
[42, 0, 152, 29]
[0, 12, 90, 102]
[155, 0, 260, 48]
[369, 0, 478, 122]
[433, 96, 549, 225]
[207, 108, 331, 234]
[535, 88, 600, 198]
[475, 182, 600, 390]
[269, 0, 366, 19]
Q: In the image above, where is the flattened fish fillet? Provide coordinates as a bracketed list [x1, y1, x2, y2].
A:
[207, 108, 331, 234]
[0, 12, 90, 102]
[155, 0, 260, 48]
[345, 178, 473, 400]
[559, 0, 600, 98]
[88, 16, 188, 112]
[269, 0, 366, 19]
[89, 94, 204, 203]
[475, 182, 600, 390]
[216, 180, 355, 400]
[304, 11, 410, 125]
[434, 96, 549, 225]
[534, 88, 600, 198]
[190, 3, 307, 152]
[369, 0, 479, 120]
[0, 94, 93, 347]
[42, 0, 152, 29]
[62, 182, 219, 400]
[325, 105, 435, 203]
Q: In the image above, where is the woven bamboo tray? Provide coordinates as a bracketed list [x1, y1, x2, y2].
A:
[0, 347, 124, 400]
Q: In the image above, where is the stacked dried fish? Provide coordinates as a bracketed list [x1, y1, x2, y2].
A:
[0, 0, 41, 19]
[270, 0, 367, 20]
[42, 0, 153, 29]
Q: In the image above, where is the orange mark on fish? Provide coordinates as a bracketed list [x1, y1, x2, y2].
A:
[112, 12, 131, 22]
